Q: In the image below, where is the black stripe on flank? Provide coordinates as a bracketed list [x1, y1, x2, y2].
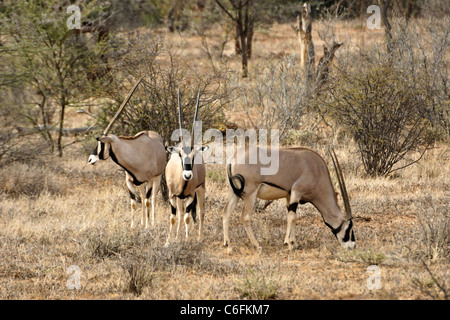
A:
[262, 181, 287, 192]
[176, 180, 190, 199]
[109, 147, 144, 186]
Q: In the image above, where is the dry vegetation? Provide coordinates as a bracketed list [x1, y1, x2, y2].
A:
[0, 13, 449, 300]
[0, 141, 448, 299]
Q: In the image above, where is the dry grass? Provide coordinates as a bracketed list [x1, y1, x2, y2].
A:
[0, 20, 448, 300]
[0, 142, 448, 300]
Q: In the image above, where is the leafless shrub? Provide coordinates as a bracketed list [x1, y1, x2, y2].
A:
[123, 259, 154, 296]
[96, 32, 233, 142]
[0, 162, 66, 197]
[416, 196, 449, 263]
[236, 54, 311, 142]
[320, 18, 447, 176]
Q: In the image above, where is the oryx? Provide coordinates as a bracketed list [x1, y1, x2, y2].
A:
[224, 146, 356, 250]
[165, 89, 208, 244]
[88, 77, 166, 228]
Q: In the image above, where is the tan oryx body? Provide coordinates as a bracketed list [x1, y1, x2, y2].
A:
[224, 146, 356, 250]
[165, 145, 207, 243]
[88, 76, 166, 228]
[164, 89, 208, 244]
[89, 131, 166, 228]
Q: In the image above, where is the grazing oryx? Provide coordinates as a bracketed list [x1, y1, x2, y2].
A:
[88, 76, 166, 228]
[165, 89, 208, 244]
[224, 147, 356, 250]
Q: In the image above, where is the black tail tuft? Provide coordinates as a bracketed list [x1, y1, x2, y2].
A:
[186, 193, 197, 223]
[227, 164, 245, 199]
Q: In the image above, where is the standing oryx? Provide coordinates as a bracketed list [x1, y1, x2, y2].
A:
[165, 89, 208, 244]
[88, 77, 166, 228]
[224, 146, 356, 250]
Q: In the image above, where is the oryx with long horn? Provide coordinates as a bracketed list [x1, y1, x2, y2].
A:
[223, 146, 355, 250]
[165, 88, 209, 244]
[88, 76, 166, 228]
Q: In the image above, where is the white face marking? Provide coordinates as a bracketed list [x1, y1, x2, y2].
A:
[182, 170, 193, 181]
[88, 154, 99, 165]
[337, 220, 356, 249]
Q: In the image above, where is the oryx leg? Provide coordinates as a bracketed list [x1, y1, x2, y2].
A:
[176, 197, 185, 240]
[165, 196, 178, 246]
[148, 175, 161, 227]
[138, 184, 147, 228]
[284, 189, 302, 249]
[125, 174, 138, 229]
[183, 196, 195, 240]
[241, 190, 260, 249]
[223, 189, 239, 247]
[196, 185, 206, 241]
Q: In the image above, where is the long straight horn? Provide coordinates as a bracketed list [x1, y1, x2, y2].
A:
[191, 90, 201, 147]
[177, 87, 184, 145]
[103, 75, 145, 135]
[329, 149, 352, 219]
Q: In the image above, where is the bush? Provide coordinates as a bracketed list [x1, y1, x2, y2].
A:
[321, 19, 447, 176]
[326, 61, 434, 176]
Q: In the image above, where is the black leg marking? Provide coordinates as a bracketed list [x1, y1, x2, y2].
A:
[186, 194, 197, 223]
[146, 187, 153, 200]
[129, 190, 136, 200]
[171, 204, 176, 215]
[288, 202, 298, 213]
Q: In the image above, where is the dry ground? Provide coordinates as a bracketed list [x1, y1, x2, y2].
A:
[0, 143, 448, 300]
[0, 20, 448, 300]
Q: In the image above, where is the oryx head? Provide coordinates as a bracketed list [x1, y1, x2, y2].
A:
[88, 135, 117, 165]
[166, 88, 208, 181]
[88, 76, 144, 165]
[329, 149, 355, 249]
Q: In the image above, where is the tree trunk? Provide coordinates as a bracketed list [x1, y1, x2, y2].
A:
[57, 102, 66, 157]
[291, 3, 315, 81]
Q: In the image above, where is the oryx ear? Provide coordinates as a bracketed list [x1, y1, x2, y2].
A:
[98, 135, 116, 143]
[166, 146, 181, 153]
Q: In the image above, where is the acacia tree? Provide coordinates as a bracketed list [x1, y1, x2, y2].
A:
[0, 0, 111, 157]
[214, 0, 255, 78]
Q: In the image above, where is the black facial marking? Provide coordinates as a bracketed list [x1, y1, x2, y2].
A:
[343, 220, 353, 242]
[98, 142, 105, 159]
[92, 144, 98, 156]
